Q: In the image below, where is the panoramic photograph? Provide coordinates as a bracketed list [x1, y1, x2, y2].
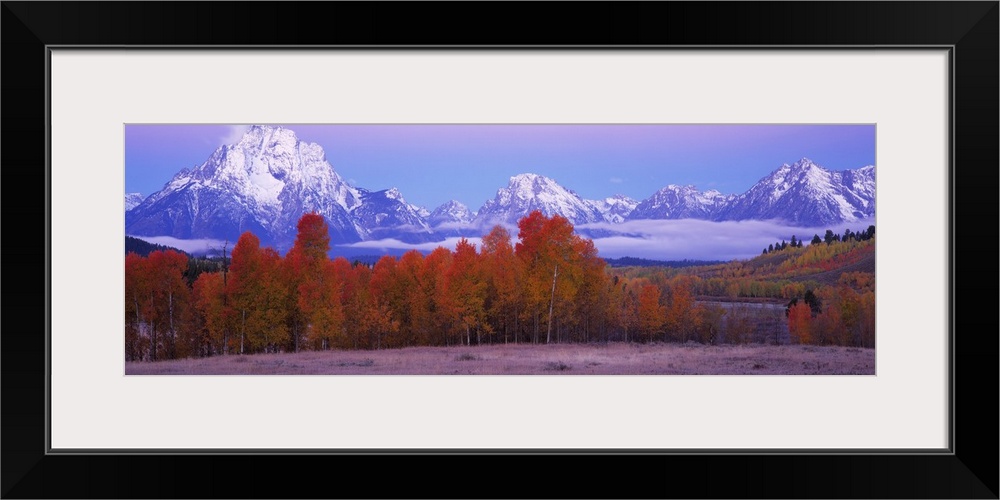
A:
[124, 124, 876, 375]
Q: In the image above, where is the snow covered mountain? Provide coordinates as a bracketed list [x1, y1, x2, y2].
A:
[588, 195, 639, 224]
[126, 125, 875, 252]
[429, 200, 474, 226]
[350, 187, 436, 243]
[473, 173, 607, 228]
[125, 192, 145, 211]
[627, 185, 731, 221]
[716, 158, 875, 226]
[126, 125, 367, 250]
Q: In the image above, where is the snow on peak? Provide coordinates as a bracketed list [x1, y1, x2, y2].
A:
[628, 183, 729, 220]
[385, 187, 404, 201]
[475, 172, 604, 226]
[125, 192, 145, 211]
[430, 199, 473, 225]
[717, 159, 876, 225]
[509, 172, 542, 184]
[791, 157, 815, 168]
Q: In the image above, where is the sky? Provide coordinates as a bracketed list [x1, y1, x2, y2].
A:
[125, 124, 876, 212]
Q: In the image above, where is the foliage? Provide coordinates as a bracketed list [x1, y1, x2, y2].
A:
[125, 214, 877, 361]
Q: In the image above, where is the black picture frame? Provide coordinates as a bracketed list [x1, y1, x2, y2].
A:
[3, 2, 996, 498]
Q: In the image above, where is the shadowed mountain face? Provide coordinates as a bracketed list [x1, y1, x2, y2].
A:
[127, 126, 875, 251]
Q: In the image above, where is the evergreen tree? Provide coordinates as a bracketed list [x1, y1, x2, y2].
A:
[803, 289, 822, 316]
[811, 234, 822, 245]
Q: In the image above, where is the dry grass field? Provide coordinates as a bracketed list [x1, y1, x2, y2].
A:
[125, 342, 875, 375]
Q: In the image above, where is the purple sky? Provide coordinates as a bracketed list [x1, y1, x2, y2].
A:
[125, 124, 875, 211]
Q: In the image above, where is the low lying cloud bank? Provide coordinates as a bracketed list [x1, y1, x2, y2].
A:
[132, 217, 874, 262]
[580, 218, 876, 261]
[338, 237, 484, 254]
[127, 235, 230, 256]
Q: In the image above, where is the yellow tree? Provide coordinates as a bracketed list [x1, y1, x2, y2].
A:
[192, 271, 230, 356]
[423, 247, 454, 346]
[369, 255, 400, 349]
[787, 301, 813, 344]
[228, 231, 263, 354]
[143, 249, 190, 360]
[666, 277, 702, 343]
[446, 238, 489, 345]
[254, 247, 290, 352]
[395, 250, 429, 347]
[307, 258, 345, 350]
[637, 283, 666, 342]
[571, 238, 609, 343]
[481, 225, 523, 344]
[514, 211, 587, 344]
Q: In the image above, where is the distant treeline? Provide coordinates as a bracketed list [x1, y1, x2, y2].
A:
[125, 236, 188, 257]
[603, 256, 724, 268]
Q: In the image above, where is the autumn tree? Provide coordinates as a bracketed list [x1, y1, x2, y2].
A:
[787, 301, 812, 344]
[571, 237, 610, 343]
[696, 304, 726, 344]
[446, 238, 489, 345]
[665, 277, 702, 343]
[192, 271, 232, 356]
[141, 249, 190, 360]
[370, 255, 401, 349]
[480, 226, 522, 344]
[637, 283, 666, 341]
[125, 252, 148, 361]
[306, 258, 345, 350]
[423, 247, 454, 346]
[284, 213, 333, 352]
[228, 231, 262, 354]
[613, 278, 640, 343]
[515, 211, 588, 344]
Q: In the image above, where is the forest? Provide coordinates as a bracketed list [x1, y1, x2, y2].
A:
[125, 212, 875, 362]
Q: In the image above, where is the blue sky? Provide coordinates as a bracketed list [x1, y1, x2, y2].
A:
[125, 124, 876, 211]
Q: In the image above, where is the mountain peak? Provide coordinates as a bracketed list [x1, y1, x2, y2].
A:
[234, 124, 300, 151]
[508, 172, 552, 189]
[716, 159, 875, 225]
[126, 124, 364, 250]
[510, 172, 542, 182]
[790, 157, 817, 169]
[385, 187, 404, 201]
[430, 199, 473, 226]
[476, 172, 603, 226]
[125, 192, 145, 211]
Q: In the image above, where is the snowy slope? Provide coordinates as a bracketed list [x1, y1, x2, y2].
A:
[716, 158, 875, 225]
[627, 185, 730, 220]
[473, 173, 607, 228]
[125, 192, 145, 212]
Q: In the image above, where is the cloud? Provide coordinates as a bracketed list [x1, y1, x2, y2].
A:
[337, 237, 484, 253]
[577, 217, 876, 261]
[609, 177, 624, 184]
[127, 235, 230, 256]
[339, 217, 875, 261]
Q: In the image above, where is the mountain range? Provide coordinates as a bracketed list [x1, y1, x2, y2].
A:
[125, 125, 875, 251]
